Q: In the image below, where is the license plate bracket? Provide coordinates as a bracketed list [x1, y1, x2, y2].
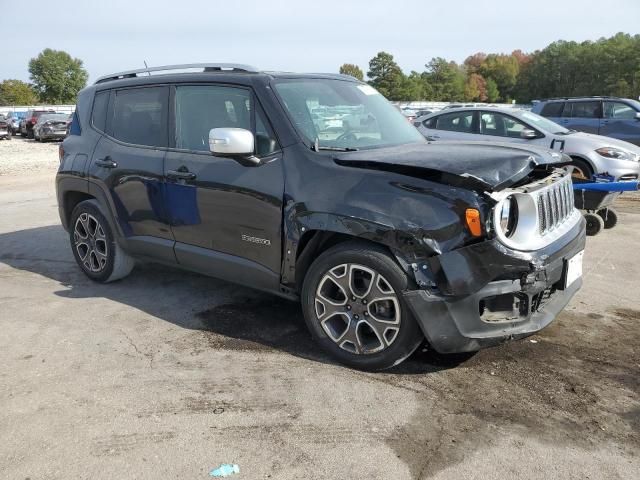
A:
[563, 250, 584, 289]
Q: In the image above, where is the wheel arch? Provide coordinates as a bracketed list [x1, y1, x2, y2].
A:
[568, 154, 595, 175]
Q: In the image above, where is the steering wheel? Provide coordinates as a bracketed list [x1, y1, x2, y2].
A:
[335, 131, 358, 143]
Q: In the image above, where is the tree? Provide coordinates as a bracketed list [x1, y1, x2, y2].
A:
[479, 54, 520, 101]
[0, 80, 39, 106]
[28, 49, 88, 104]
[367, 52, 405, 100]
[486, 78, 500, 102]
[339, 63, 364, 81]
[464, 73, 487, 102]
[423, 57, 466, 101]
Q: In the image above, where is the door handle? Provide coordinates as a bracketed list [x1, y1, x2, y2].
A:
[427, 135, 440, 141]
[95, 156, 117, 168]
[167, 169, 197, 181]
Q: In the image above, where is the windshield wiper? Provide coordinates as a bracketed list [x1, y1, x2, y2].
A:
[317, 146, 359, 152]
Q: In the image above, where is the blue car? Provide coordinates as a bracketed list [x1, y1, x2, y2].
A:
[532, 96, 640, 146]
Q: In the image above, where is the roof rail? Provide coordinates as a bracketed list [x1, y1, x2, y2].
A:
[542, 95, 620, 101]
[95, 63, 260, 84]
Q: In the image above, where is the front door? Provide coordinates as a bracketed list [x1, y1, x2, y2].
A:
[601, 100, 640, 146]
[164, 84, 284, 287]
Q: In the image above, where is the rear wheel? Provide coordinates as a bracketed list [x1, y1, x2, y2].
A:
[301, 241, 423, 370]
[70, 200, 135, 282]
[584, 212, 604, 236]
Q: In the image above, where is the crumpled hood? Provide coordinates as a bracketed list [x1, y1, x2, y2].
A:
[334, 141, 565, 191]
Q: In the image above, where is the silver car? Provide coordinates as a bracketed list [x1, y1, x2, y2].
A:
[416, 107, 640, 180]
[33, 113, 70, 142]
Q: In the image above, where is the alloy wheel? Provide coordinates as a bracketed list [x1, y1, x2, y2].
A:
[73, 213, 109, 272]
[314, 263, 401, 354]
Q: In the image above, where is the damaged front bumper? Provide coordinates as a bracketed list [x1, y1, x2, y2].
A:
[404, 217, 586, 353]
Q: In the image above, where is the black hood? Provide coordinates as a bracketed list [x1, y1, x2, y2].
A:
[334, 141, 566, 191]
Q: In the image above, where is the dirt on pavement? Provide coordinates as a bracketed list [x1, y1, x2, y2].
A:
[0, 137, 638, 479]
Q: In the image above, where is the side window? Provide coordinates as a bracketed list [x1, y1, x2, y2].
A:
[480, 112, 529, 138]
[561, 102, 573, 117]
[112, 87, 168, 147]
[174, 85, 251, 152]
[540, 102, 564, 117]
[604, 101, 637, 120]
[434, 112, 474, 133]
[91, 91, 109, 132]
[571, 101, 600, 118]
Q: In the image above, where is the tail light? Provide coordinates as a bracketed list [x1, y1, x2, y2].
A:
[30, 117, 37, 124]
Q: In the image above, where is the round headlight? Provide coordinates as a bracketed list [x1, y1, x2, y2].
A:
[499, 196, 518, 238]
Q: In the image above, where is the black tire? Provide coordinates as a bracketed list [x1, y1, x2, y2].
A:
[584, 212, 604, 236]
[597, 208, 618, 229]
[569, 158, 593, 180]
[69, 200, 135, 282]
[301, 240, 423, 371]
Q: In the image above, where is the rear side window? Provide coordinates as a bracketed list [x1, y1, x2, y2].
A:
[112, 87, 168, 147]
[434, 111, 475, 133]
[91, 91, 109, 132]
[540, 102, 564, 117]
[69, 111, 82, 136]
[570, 101, 600, 118]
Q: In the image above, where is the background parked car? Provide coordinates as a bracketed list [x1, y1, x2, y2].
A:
[532, 96, 640, 146]
[3, 112, 26, 135]
[33, 113, 70, 142]
[416, 107, 640, 180]
[20, 109, 56, 138]
[0, 115, 11, 140]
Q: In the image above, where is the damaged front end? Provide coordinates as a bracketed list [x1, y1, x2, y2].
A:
[403, 168, 586, 353]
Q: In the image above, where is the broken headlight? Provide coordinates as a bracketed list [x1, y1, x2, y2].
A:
[499, 195, 518, 238]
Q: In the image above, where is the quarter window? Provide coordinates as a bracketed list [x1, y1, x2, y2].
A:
[540, 102, 564, 117]
[434, 112, 474, 133]
[604, 101, 637, 120]
[91, 91, 109, 132]
[112, 87, 168, 147]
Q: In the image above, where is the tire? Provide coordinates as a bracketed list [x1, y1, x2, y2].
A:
[69, 200, 135, 282]
[301, 240, 423, 371]
[584, 212, 604, 236]
[570, 158, 593, 180]
[27, 129, 34, 139]
[597, 208, 618, 229]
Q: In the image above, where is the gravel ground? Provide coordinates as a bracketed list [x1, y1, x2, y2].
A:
[0, 138, 639, 479]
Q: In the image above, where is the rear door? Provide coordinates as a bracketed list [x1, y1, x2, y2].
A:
[88, 86, 175, 261]
[562, 100, 601, 134]
[164, 83, 284, 288]
[601, 100, 640, 146]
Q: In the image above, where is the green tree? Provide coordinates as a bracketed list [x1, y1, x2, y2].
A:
[486, 78, 500, 102]
[423, 57, 466, 101]
[0, 79, 39, 106]
[479, 54, 520, 101]
[367, 51, 405, 100]
[339, 63, 364, 81]
[28, 49, 88, 104]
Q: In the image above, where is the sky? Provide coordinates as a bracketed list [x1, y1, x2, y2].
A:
[1, 0, 639, 83]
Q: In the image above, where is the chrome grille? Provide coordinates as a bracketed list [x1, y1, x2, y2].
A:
[537, 174, 575, 235]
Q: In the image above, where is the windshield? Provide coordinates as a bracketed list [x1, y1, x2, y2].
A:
[520, 110, 569, 134]
[273, 79, 425, 150]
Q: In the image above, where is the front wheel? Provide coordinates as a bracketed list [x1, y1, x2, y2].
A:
[69, 200, 135, 282]
[301, 241, 423, 370]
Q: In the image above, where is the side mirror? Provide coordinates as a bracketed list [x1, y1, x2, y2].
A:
[209, 128, 254, 155]
[209, 128, 261, 166]
[635, 112, 640, 121]
[520, 128, 538, 139]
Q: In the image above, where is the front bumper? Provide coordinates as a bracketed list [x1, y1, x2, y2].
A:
[404, 217, 586, 353]
[589, 154, 640, 181]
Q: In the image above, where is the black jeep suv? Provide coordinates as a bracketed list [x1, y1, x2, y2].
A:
[56, 64, 586, 370]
